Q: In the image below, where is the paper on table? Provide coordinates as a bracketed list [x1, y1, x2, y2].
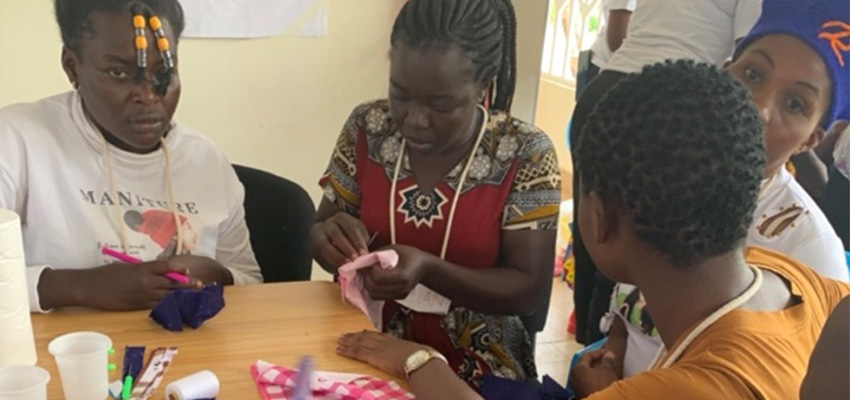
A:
[0, 209, 37, 366]
[396, 284, 451, 315]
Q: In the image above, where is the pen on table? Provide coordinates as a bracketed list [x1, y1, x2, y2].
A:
[101, 247, 191, 285]
[292, 355, 314, 400]
[121, 346, 144, 400]
[121, 375, 133, 399]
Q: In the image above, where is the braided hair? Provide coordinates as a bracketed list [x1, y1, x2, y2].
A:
[391, 0, 517, 112]
[55, 0, 184, 58]
[577, 60, 765, 266]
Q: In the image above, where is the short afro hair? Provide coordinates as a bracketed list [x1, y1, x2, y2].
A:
[576, 60, 765, 266]
[55, 0, 185, 56]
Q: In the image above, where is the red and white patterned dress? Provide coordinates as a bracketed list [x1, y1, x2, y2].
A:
[320, 100, 561, 389]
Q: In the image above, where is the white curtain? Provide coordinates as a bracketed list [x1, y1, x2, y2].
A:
[180, 0, 328, 38]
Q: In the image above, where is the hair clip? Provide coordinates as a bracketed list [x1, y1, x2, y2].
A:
[132, 13, 148, 81]
[149, 16, 175, 70]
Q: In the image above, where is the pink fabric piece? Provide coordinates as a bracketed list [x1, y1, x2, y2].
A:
[338, 250, 399, 330]
[249, 360, 414, 400]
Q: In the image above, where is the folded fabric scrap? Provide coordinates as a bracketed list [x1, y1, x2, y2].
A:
[250, 360, 414, 400]
[337, 250, 398, 330]
[338, 250, 452, 330]
[150, 284, 225, 331]
[481, 375, 572, 400]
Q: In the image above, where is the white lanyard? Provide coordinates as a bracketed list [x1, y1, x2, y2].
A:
[759, 173, 776, 200]
[101, 135, 183, 255]
[388, 105, 489, 259]
[650, 265, 764, 370]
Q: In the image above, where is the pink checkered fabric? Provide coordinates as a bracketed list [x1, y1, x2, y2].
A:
[250, 360, 415, 400]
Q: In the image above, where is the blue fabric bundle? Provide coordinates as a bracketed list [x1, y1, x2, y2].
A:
[150, 284, 225, 331]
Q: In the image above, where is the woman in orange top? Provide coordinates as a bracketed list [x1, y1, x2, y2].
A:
[801, 295, 850, 400]
[334, 60, 850, 400]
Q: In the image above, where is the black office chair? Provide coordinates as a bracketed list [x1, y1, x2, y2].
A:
[233, 165, 315, 282]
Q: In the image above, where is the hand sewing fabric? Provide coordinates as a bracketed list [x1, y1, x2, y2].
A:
[338, 250, 399, 330]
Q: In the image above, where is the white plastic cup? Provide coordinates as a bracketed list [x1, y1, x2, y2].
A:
[48, 332, 112, 400]
[0, 365, 50, 400]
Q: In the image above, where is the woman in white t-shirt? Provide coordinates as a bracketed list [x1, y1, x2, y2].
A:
[571, 0, 764, 344]
[0, 0, 262, 313]
[572, 0, 637, 97]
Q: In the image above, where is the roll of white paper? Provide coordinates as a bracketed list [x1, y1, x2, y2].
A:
[164, 370, 220, 400]
[0, 209, 37, 366]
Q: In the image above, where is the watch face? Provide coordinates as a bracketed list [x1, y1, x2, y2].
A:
[405, 350, 430, 374]
[404, 349, 447, 378]
[407, 350, 426, 365]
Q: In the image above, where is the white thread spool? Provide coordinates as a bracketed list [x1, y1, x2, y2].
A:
[165, 370, 220, 400]
[0, 209, 37, 366]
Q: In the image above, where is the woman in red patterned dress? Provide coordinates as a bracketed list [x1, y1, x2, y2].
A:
[311, 0, 561, 389]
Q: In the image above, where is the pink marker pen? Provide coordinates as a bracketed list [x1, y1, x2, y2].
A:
[101, 247, 191, 284]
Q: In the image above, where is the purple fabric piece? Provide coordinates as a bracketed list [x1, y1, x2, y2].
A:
[481, 375, 572, 400]
[151, 294, 184, 331]
[122, 346, 145, 381]
[150, 285, 225, 332]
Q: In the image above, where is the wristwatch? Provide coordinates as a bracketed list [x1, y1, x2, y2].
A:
[404, 349, 447, 379]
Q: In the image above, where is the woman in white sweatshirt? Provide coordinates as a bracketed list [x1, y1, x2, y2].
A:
[0, 0, 262, 313]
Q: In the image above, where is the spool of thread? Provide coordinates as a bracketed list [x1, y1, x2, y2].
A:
[0, 209, 37, 366]
[164, 370, 219, 400]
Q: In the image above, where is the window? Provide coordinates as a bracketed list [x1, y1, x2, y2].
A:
[540, 0, 604, 83]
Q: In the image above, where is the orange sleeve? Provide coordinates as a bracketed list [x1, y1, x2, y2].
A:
[817, 278, 850, 316]
[746, 246, 850, 317]
[585, 364, 753, 400]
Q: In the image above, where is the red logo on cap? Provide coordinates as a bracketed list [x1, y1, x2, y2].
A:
[819, 21, 850, 67]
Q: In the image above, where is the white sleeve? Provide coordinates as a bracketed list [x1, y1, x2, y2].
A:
[26, 266, 52, 313]
[791, 234, 850, 283]
[216, 162, 263, 285]
[0, 121, 52, 313]
[0, 166, 20, 213]
[734, 0, 762, 41]
[0, 121, 26, 212]
[609, 0, 637, 11]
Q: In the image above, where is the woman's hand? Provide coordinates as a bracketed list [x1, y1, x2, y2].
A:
[169, 255, 233, 285]
[39, 260, 201, 311]
[363, 244, 433, 300]
[336, 330, 432, 378]
[604, 317, 628, 378]
[570, 349, 620, 398]
[815, 120, 849, 164]
[312, 212, 371, 269]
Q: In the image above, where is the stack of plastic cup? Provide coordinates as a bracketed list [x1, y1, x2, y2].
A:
[48, 332, 112, 400]
[0, 365, 50, 400]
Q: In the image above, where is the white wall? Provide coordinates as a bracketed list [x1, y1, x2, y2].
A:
[0, 0, 546, 279]
[1, 0, 406, 201]
[0, 0, 546, 200]
[513, 0, 548, 124]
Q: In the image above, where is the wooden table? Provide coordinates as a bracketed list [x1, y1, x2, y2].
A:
[31, 281, 400, 399]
